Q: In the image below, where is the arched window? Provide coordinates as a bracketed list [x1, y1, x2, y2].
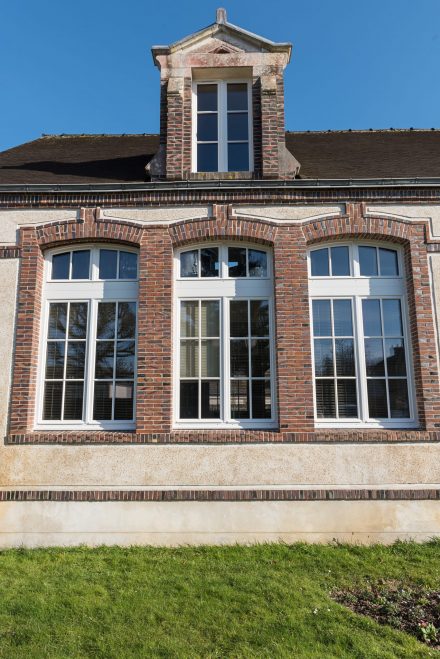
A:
[308, 242, 416, 428]
[175, 244, 276, 428]
[37, 246, 138, 429]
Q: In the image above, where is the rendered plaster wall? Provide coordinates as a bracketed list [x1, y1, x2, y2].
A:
[0, 259, 18, 438]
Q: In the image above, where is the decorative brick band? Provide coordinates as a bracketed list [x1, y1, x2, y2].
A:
[0, 246, 20, 258]
[0, 489, 438, 502]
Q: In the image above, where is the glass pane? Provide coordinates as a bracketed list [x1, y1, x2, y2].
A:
[97, 303, 116, 339]
[251, 339, 270, 377]
[118, 302, 136, 339]
[230, 380, 249, 419]
[228, 247, 247, 277]
[230, 339, 249, 377]
[228, 143, 249, 171]
[52, 252, 70, 280]
[248, 250, 268, 278]
[200, 248, 219, 277]
[48, 303, 67, 339]
[314, 339, 333, 377]
[201, 380, 220, 419]
[315, 380, 336, 418]
[230, 300, 248, 337]
[114, 382, 134, 420]
[93, 382, 113, 420]
[197, 144, 218, 172]
[385, 338, 407, 376]
[197, 113, 218, 141]
[180, 301, 199, 338]
[330, 246, 350, 276]
[367, 379, 388, 418]
[333, 300, 353, 336]
[43, 381, 63, 420]
[251, 300, 269, 336]
[63, 382, 84, 420]
[180, 340, 198, 378]
[365, 338, 385, 376]
[379, 248, 399, 276]
[115, 341, 135, 378]
[197, 84, 217, 111]
[119, 252, 138, 279]
[227, 113, 248, 141]
[310, 249, 329, 276]
[180, 381, 198, 418]
[71, 250, 90, 280]
[66, 341, 86, 379]
[335, 339, 355, 376]
[359, 246, 378, 276]
[45, 342, 65, 380]
[99, 249, 118, 279]
[69, 302, 88, 339]
[252, 380, 271, 419]
[312, 300, 332, 337]
[201, 340, 219, 377]
[201, 301, 220, 337]
[180, 250, 198, 278]
[95, 341, 115, 379]
[337, 380, 358, 418]
[362, 299, 382, 336]
[383, 299, 403, 336]
[227, 83, 248, 111]
[389, 379, 410, 418]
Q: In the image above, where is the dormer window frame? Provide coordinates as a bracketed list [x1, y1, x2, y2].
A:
[191, 78, 254, 174]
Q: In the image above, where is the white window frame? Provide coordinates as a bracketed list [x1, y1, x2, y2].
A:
[191, 80, 254, 173]
[174, 243, 276, 429]
[36, 245, 139, 431]
[308, 241, 418, 429]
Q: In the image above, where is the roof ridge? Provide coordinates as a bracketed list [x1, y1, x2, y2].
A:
[40, 133, 159, 138]
[286, 128, 440, 134]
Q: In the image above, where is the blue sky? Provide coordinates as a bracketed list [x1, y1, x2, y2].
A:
[1, 0, 439, 152]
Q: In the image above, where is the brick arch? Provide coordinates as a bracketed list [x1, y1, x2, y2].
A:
[168, 217, 278, 248]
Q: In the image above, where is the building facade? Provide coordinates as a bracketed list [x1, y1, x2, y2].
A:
[1, 10, 440, 545]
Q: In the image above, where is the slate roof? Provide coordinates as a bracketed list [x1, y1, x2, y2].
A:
[0, 130, 439, 185]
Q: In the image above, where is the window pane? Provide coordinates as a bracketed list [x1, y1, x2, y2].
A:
[312, 300, 332, 337]
[314, 339, 333, 377]
[331, 246, 350, 276]
[180, 250, 198, 277]
[197, 84, 217, 111]
[333, 300, 353, 336]
[227, 113, 248, 141]
[115, 341, 135, 378]
[52, 252, 70, 280]
[69, 303, 88, 339]
[379, 248, 399, 276]
[201, 301, 220, 337]
[197, 144, 218, 172]
[382, 299, 403, 336]
[389, 380, 410, 418]
[228, 143, 249, 171]
[48, 303, 67, 339]
[228, 247, 247, 277]
[118, 302, 136, 339]
[248, 250, 267, 277]
[251, 300, 269, 336]
[197, 113, 218, 141]
[367, 379, 388, 417]
[63, 382, 84, 420]
[315, 380, 336, 418]
[200, 248, 219, 277]
[252, 380, 271, 419]
[201, 380, 220, 419]
[97, 303, 116, 339]
[310, 249, 329, 276]
[114, 382, 134, 420]
[180, 340, 198, 377]
[362, 299, 382, 336]
[95, 341, 115, 379]
[251, 339, 270, 377]
[230, 380, 249, 419]
[227, 83, 248, 111]
[385, 338, 407, 376]
[201, 340, 219, 377]
[45, 342, 65, 380]
[230, 300, 248, 337]
[335, 339, 355, 376]
[43, 381, 63, 420]
[119, 252, 138, 279]
[180, 381, 198, 418]
[181, 301, 199, 338]
[99, 250, 118, 279]
[66, 341, 86, 379]
[359, 246, 378, 276]
[365, 338, 385, 376]
[230, 339, 249, 376]
[93, 382, 113, 420]
[337, 380, 358, 418]
[71, 250, 90, 280]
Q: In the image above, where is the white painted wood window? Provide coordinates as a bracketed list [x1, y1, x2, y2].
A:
[175, 244, 276, 428]
[37, 246, 138, 430]
[192, 81, 253, 173]
[308, 242, 417, 428]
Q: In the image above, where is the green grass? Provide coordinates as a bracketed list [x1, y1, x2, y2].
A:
[0, 542, 439, 658]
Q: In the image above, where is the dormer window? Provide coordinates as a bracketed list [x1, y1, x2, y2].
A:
[193, 81, 252, 173]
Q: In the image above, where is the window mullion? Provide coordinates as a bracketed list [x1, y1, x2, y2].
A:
[248, 299, 252, 419]
[223, 296, 229, 423]
[219, 81, 227, 172]
[85, 298, 97, 423]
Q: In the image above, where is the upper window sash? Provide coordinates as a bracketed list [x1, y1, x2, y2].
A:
[308, 243, 402, 279]
[176, 244, 271, 281]
[47, 247, 139, 282]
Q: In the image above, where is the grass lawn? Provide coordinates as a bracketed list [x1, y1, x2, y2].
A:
[0, 542, 439, 658]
